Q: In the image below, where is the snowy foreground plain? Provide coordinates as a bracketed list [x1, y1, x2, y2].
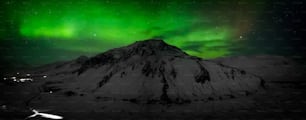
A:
[1, 40, 306, 120]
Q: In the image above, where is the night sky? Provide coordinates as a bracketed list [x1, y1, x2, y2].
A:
[0, 0, 305, 69]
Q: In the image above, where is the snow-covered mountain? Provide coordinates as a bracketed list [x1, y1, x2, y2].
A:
[29, 39, 264, 103]
[213, 55, 305, 82]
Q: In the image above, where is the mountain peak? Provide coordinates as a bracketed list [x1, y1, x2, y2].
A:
[75, 39, 188, 74]
[126, 39, 187, 56]
[134, 38, 167, 45]
[130, 39, 172, 49]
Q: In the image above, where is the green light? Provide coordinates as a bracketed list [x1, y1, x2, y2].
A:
[5, 0, 262, 62]
[20, 24, 75, 38]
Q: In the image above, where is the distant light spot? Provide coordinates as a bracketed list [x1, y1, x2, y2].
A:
[1, 105, 6, 110]
[19, 78, 33, 82]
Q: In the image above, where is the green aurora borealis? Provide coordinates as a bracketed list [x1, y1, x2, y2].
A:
[6, 0, 302, 67]
[14, 0, 254, 58]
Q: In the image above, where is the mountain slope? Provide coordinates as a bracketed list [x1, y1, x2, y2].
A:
[213, 55, 306, 82]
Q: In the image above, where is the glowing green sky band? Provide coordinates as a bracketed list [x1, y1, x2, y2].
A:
[8, 0, 261, 59]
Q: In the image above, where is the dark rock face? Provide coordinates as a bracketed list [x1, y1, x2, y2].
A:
[98, 72, 113, 88]
[29, 39, 265, 104]
[194, 61, 210, 84]
[76, 56, 88, 64]
[77, 53, 116, 75]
